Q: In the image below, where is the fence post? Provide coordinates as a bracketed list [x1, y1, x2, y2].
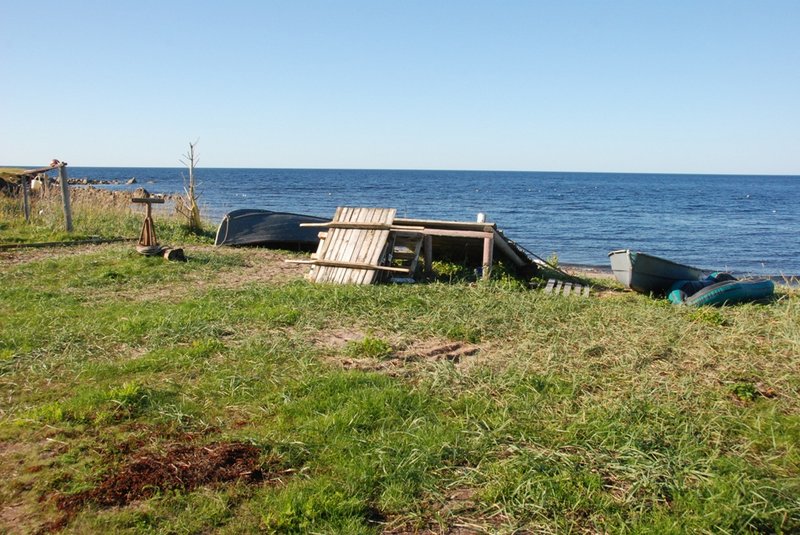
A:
[22, 176, 31, 222]
[58, 164, 73, 232]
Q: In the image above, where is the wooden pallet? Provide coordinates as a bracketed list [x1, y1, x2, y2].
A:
[297, 207, 398, 284]
[544, 279, 590, 297]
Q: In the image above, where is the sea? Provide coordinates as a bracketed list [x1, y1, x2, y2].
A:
[65, 167, 799, 277]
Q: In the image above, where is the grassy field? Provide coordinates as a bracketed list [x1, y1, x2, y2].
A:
[1, 193, 799, 533]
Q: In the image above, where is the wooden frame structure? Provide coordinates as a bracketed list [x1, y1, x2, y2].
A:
[288, 206, 535, 284]
[2, 161, 72, 231]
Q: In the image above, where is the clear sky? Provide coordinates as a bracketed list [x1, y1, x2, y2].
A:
[2, 1, 798, 174]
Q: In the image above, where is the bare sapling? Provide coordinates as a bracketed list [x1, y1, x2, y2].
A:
[177, 141, 202, 231]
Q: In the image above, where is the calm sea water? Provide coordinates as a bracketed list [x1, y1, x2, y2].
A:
[67, 167, 799, 276]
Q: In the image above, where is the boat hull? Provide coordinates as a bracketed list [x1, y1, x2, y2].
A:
[608, 249, 706, 293]
[214, 209, 327, 249]
[672, 279, 775, 306]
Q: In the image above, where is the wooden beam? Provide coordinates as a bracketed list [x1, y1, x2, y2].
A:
[22, 176, 31, 223]
[420, 228, 494, 239]
[18, 164, 65, 176]
[285, 259, 411, 273]
[492, 230, 528, 267]
[58, 165, 73, 232]
[423, 235, 433, 276]
[300, 221, 424, 231]
[482, 234, 494, 280]
[395, 217, 496, 232]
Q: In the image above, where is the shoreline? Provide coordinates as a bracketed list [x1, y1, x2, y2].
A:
[58, 186, 799, 281]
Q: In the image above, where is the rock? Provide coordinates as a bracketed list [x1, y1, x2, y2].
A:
[126, 177, 137, 185]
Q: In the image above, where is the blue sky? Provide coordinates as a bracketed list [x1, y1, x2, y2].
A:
[2, 1, 798, 174]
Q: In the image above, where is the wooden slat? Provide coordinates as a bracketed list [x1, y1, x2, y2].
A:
[562, 282, 573, 296]
[554, 281, 564, 294]
[544, 279, 556, 294]
[418, 228, 494, 239]
[286, 259, 410, 273]
[361, 208, 395, 284]
[300, 222, 425, 231]
[583, 285, 590, 297]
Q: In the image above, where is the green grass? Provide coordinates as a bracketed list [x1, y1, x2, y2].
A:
[0, 188, 215, 245]
[1, 208, 799, 532]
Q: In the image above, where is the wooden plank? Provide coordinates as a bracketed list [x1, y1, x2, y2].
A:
[418, 228, 494, 239]
[22, 176, 30, 222]
[357, 209, 388, 284]
[285, 259, 411, 273]
[554, 281, 564, 294]
[482, 234, 493, 280]
[395, 217, 495, 232]
[562, 282, 573, 296]
[0, 237, 134, 251]
[423, 235, 433, 276]
[333, 207, 357, 283]
[300, 222, 425, 231]
[544, 279, 556, 294]
[58, 165, 73, 232]
[310, 207, 341, 282]
[345, 207, 369, 284]
[18, 164, 65, 176]
[492, 229, 528, 267]
[583, 285, 591, 297]
[362, 208, 395, 284]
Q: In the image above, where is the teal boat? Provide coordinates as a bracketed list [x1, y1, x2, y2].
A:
[608, 250, 707, 294]
[669, 275, 775, 306]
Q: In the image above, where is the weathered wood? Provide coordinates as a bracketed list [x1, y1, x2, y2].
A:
[18, 164, 64, 176]
[395, 217, 495, 232]
[544, 278, 591, 298]
[58, 165, 73, 232]
[306, 207, 396, 284]
[482, 234, 494, 280]
[419, 228, 494, 239]
[287, 259, 410, 273]
[301, 221, 424, 231]
[423, 235, 433, 276]
[162, 247, 187, 262]
[22, 176, 31, 222]
[492, 230, 527, 267]
[0, 237, 134, 250]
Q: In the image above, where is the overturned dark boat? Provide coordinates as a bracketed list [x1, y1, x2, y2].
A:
[608, 249, 707, 293]
[214, 209, 327, 250]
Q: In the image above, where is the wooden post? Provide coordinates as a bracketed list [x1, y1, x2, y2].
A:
[423, 235, 433, 277]
[482, 234, 494, 280]
[22, 176, 31, 222]
[58, 165, 73, 232]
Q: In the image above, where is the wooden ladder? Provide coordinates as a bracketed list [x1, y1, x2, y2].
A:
[387, 231, 424, 280]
